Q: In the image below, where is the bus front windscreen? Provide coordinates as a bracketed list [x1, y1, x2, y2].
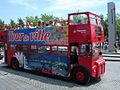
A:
[69, 14, 88, 25]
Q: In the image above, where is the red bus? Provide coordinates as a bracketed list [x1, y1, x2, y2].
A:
[0, 12, 105, 84]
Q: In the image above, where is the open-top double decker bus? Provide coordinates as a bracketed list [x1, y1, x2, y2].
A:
[0, 12, 105, 84]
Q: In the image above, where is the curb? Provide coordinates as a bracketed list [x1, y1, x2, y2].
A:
[105, 59, 120, 62]
[103, 53, 120, 54]
[103, 55, 120, 58]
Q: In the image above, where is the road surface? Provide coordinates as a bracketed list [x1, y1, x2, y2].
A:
[0, 61, 120, 90]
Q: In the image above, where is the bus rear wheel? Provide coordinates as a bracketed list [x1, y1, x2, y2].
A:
[11, 58, 19, 70]
[72, 67, 90, 85]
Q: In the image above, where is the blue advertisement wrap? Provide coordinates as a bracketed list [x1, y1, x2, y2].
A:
[8, 26, 68, 45]
[24, 53, 70, 77]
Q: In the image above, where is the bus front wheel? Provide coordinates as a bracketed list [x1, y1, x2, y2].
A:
[11, 58, 19, 70]
[72, 67, 90, 85]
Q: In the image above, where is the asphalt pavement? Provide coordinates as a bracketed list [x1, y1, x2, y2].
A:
[0, 61, 120, 90]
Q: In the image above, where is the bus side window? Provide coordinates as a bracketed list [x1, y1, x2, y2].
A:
[22, 45, 29, 52]
[95, 26, 102, 36]
[90, 15, 97, 24]
[38, 46, 50, 53]
[30, 45, 37, 53]
[80, 44, 86, 56]
[70, 46, 78, 55]
[17, 45, 23, 51]
[58, 46, 68, 55]
[10, 44, 17, 51]
[45, 46, 50, 53]
[80, 44, 91, 56]
[52, 46, 57, 54]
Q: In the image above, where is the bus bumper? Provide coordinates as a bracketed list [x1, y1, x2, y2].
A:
[92, 58, 105, 78]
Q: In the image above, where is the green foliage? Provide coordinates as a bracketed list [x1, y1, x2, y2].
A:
[0, 19, 4, 30]
[101, 14, 120, 39]
[72, 14, 83, 23]
[40, 14, 54, 22]
[0, 19, 4, 25]
[18, 18, 24, 26]
[34, 16, 40, 26]
[25, 16, 40, 26]
[73, 15, 80, 22]
[101, 15, 108, 39]
[116, 14, 120, 38]
[10, 19, 16, 27]
[25, 16, 34, 23]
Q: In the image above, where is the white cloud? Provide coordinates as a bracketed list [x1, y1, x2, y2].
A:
[8, 0, 38, 11]
[44, 0, 108, 18]
[46, 0, 108, 11]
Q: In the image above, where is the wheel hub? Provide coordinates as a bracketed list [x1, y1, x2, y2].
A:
[76, 72, 85, 81]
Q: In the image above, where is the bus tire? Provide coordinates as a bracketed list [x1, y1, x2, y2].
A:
[11, 58, 19, 70]
[72, 67, 90, 85]
[91, 76, 101, 82]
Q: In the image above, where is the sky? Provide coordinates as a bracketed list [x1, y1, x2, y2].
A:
[0, 0, 120, 24]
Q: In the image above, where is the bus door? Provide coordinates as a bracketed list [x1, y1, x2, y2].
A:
[70, 43, 78, 64]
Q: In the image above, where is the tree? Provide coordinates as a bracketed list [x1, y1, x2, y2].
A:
[40, 14, 54, 22]
[101, 15, 108, 39]
[72, 14, 81, 23]
[25, 16, 35, 26]
[34, 16, 40, 26]
[25, 16, 34, 23]
[18, 18, 24, 26]
[0, 19, 4, 25]
[10, 19, 16, 27]
[0, 19, 4, 30]
[116, 14, 120, 38]
[101, 14, 120, 39]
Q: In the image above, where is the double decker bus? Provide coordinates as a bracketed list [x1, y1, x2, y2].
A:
[0, 12, 105, 84]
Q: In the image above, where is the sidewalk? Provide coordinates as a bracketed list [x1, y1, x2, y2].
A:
[103, 50, 120, 57]
[103, 49, 120, 54]
[102, 49, 120, 61]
